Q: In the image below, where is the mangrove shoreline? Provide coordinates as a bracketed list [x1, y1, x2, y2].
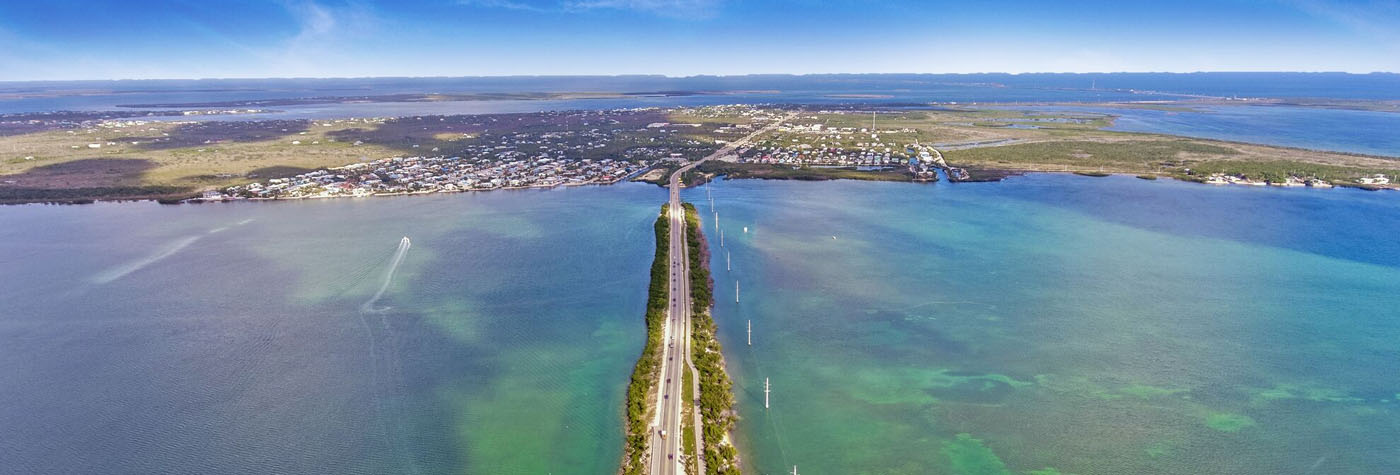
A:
[619, 204, 670, 475]
[683, 202, 742, 474]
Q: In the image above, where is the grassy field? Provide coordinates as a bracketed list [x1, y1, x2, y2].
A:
[942, 138, 1400, 182]
[736, 108, 1400, 186]
[1180, 159, 1400, 185]
[944, 139, 1239, 172]
[0, 108, 732, 202]
[695, 162, 913, 182]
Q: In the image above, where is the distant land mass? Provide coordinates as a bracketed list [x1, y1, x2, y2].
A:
[3, 72, 1399, 204]
[3, 72, 1400, 105]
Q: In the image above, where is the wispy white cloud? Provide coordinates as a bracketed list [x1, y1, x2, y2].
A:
[565, 0, 723, 17]
[255, 0, 381, 77]
[458, 0, 724, 18]
[456, 0, 553, 12]
[1284, 0, 1400, 45]
[288, 1, 339, 40]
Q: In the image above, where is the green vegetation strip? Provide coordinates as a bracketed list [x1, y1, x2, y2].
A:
[620, 205, 670, 475]
[1179, 160, 1400, 186]
[942, 138, 1400, 185]
[697, 161, 911, 182]
[682, 367, 697, 474]
[0, 185, 194, 204]
[943, 139, 1239, 170]
[682, 202, 741, 474]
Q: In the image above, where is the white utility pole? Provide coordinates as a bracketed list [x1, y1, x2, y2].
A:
[764, 377, 770, 409]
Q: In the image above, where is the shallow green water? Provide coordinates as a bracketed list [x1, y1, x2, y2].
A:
[3, 175, 1398, 474]
[692, 175, 1400, 475]
[0, 186, 662, 474]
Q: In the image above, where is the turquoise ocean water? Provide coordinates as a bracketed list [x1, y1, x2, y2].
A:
[692, 176, 1400, 474]
[2, 174, 1399, 474]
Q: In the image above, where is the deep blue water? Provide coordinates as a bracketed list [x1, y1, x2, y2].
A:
[4, 73, 1399, 115]
[0, 83, 1155, 117]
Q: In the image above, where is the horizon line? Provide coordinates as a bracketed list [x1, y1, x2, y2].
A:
[2, 71, 1397, 84]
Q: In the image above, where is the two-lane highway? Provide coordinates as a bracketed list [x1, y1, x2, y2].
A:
[649, 113, 793, 475]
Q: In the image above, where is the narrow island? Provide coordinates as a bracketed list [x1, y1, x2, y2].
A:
[622, 201, 740, 475]
[620, 204, 671, 475]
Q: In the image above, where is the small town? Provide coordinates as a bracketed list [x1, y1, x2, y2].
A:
[205, 105, 792, 200]
[736, 113, 946, 180]
[214, 152, 650, 200]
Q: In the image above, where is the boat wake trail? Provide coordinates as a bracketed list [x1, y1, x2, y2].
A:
[91, 219, 258, 284]
[360, 236, 411, 313]
[90, 236, 201, 284]
[353, 236, 422, 475]
[209, 218, 255, 235]
[1305, 456, 1328, 474]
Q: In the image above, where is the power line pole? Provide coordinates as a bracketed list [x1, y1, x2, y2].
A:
[764, 377, 770, 409]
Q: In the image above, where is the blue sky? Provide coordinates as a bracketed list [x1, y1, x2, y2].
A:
[0, 0, 1396, 80]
